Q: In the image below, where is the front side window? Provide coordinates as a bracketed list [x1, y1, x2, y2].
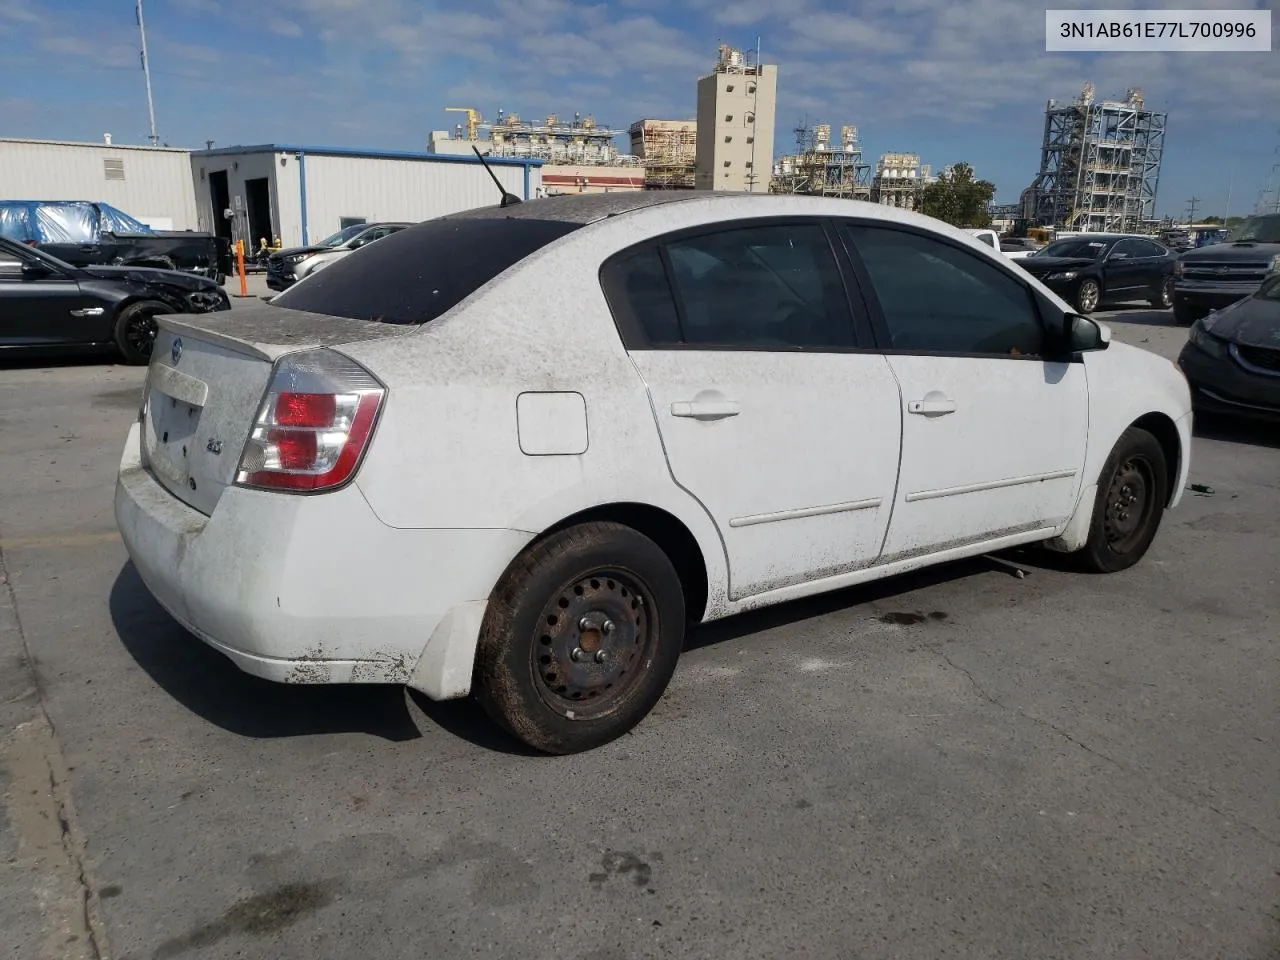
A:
[664, 223, 856, 348]
[844, 224, 1045, 357]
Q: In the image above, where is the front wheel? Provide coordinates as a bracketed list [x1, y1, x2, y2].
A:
[1075, 278, 1102, 314]
[473, 522, 686, 754]
[1073, 427, 1169, 573]
[1150, 276, 1174, 309]
[113, 300, 170, 365]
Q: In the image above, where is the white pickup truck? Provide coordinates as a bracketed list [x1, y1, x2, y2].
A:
[964, 228, 1038, 260]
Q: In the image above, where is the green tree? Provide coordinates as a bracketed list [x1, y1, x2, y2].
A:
[919, 162, 997, 228]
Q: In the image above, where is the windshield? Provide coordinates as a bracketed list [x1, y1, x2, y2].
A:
[272, 215, 583, 323]
[1225, 216, 1280, 244]
[318, 224, 369, 247]
[1037, 239, 1109, 259]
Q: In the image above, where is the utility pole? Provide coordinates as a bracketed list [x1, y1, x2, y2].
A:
[137, 0, 159, 146]
[1184, 196, 1200, 224]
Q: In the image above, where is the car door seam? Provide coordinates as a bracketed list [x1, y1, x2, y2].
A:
[626, 350, 734, 600]
[874, 353, 907, 560]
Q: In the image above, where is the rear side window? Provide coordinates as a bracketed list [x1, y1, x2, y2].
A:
[601, 221, 857, 350]
[599, 247, 682, 344]
[273, 216, 582, 324]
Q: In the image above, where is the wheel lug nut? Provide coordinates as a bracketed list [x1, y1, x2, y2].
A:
[594, 650, 606, 664]
[571, 647, 585, 662]
[578, 616, 591, 631]
[602, 620, 615, 635]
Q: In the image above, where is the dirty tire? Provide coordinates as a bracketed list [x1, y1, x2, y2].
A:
[113, 300, 168, 365]
[473, 521, 685, 754]
[1074, 427, 1168, 573]
[1074, 278, 1101, 314]
[1150, 276, 1174, 309]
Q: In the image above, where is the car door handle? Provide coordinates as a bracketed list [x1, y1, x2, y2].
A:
[907, 398, 957, 416]
[671, 399, 740, 421]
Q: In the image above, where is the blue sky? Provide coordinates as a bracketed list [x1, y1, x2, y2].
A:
[1, 0, 1277, 218]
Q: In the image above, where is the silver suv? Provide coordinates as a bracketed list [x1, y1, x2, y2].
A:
[266, 222, 411, 291]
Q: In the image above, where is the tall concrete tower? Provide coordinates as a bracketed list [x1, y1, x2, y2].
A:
[695, 44, 777, 193]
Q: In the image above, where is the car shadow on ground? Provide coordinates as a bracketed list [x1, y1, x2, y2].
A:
[1194, 413, 1280, 450]
[684, 553, 1033, 652]
[108, 561, 541, 754]
[1097, 303, 1183, 327]
[0, 352, 123, 370]
[109, 554, 1030, 754]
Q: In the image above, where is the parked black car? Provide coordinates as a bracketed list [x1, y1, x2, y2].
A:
[1016, 234, 1177, 314]
[0, 235, 230, 365]
[1177, 273, 1280, 421]
[0, 200, 233, 283]
[1172, 214, 1280, 326]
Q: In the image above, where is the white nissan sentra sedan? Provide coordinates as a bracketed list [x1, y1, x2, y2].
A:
[115, 192, 1192, 754]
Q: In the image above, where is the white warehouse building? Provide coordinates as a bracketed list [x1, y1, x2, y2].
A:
[1, 137, 543, 249]
[0, 137, 199, 230]
[191, 144, 542, 250]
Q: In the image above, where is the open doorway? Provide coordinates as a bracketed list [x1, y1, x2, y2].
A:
[244, 177, 273, 251]
[208, 170, 231, 243]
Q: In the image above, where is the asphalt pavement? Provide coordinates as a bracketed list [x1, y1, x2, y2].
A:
[2, 295, 1278, 960]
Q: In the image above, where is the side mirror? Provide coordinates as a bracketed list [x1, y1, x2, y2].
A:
[1062, 313, 1109, 352]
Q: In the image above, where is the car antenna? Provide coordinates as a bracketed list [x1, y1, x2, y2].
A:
[472, 145, 522, 208]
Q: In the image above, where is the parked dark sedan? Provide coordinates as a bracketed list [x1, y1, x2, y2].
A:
[1177, 273, 1280, 421]
[1017, 234, 1178, 314]
[0, 236, 230, 365]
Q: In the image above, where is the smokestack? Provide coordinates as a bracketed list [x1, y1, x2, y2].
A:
[104, 133, 112, 145]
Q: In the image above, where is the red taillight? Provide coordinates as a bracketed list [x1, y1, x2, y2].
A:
[275, 392, 337, 428]
[235, 350, 385, 494]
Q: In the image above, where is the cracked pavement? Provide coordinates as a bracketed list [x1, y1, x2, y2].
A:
[1, 300, 1278, 960]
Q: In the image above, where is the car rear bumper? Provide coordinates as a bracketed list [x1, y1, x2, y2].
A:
[1177, 341, 1280, 421]
[113, 422, 531, 696]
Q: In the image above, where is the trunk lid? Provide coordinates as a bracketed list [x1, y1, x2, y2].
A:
[140, 302, 412, 515]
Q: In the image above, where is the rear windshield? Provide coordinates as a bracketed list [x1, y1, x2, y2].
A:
[272, 215, 583, 324]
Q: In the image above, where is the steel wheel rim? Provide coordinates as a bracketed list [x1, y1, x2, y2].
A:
[1103, 456, 1154, 552]
[531, 569, 654, 719]
[1079, 281, 1099, 312]
[126, 311, 159, 356]
[1160, 278, 1173, 307]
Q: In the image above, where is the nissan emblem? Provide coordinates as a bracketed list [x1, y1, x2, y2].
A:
[171, 337, 183, 364]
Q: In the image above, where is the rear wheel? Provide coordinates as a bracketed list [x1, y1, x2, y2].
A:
[473, 522, 685, 754]
[1150, 276, 1174, 309]
[1074, 427, 1169, 573]
[113, 299, 169, 365]
[1075, 278, 1101, 314]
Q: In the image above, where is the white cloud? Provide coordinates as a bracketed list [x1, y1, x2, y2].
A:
[267, 17, 304, 37]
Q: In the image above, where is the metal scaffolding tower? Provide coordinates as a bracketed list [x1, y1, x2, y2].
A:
[1023, 84, 1166, 232]
[770, 121, 871, 199]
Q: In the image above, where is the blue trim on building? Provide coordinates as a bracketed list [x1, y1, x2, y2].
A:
[191, 143, 543, 170]
[297, 150, 308, 246]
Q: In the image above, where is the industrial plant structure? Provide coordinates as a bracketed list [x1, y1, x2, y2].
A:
[871, 154, 931, 210]
[695, 44, 778, 193]
[770, 122, 871, 199]
[427, 108, 642, 196]
[1022, 84, 1166, 232]
[629, 119, 698, 190]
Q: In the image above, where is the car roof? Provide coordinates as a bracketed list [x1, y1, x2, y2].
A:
[441, 191, 744, 226]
